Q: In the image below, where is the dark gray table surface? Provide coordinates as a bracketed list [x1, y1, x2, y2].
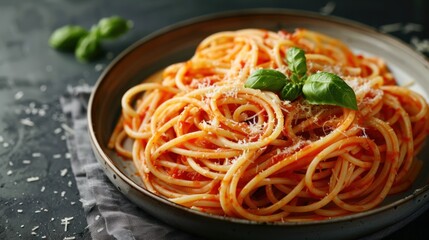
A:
[0, 0, 428, 239]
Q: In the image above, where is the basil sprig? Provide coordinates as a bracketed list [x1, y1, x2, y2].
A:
[281, 81, 302, 101]
[286, 47, 307, 78]
[49, 16, 133, 62]
[244, 69, 287, 91]
[244, 47, 358, 110]
[303, 72, 358, 110]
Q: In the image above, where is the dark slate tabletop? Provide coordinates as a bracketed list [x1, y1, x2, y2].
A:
[0, 0, 428, 239]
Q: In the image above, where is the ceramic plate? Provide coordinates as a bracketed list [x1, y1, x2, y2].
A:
[88, 9, 429, 240]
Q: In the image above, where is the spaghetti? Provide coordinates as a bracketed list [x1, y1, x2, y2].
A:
[109, 29, 429, 221]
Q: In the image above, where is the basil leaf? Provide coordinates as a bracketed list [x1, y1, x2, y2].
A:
[290, 73, 302, 84]
[49, 25, 88, 52]
[280, 82, 302, 101]
[75, 33, 103, 62]
[244, 69, 287, 92]
[97, 16, 133, 39]
[287, 47, 307, 77]
[302, 72, 358, 110]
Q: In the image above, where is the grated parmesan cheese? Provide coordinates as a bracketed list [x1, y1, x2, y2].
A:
[26, 177, 40, 182]
[22, 160, 31, 165]
[61, 123, 75, 135]
[402, 23, 423, 34]
[379, 22, 423, 34]
[38, 109, 46, 117]
[61, 217, 74, 232]
[319, 1, 336, 15]
[40, 85, 47, 92]
[411, 36, 429, 53]
[379, 23, 402, 33]
[280, 140, 311, 156]
[94, 64, 104, 72]
[223, 87, 239, 98]
[14, 91, 23, 100]
[54, 128, 62, 134]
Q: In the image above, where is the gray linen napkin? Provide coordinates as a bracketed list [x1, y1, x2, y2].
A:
[60, 86, 429, 240]
[60, 86, 198, 240]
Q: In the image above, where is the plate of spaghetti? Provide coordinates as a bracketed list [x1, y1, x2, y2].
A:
[88, 9, 429, 240]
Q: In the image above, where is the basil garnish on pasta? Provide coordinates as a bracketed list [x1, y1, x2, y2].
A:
[303, 72, 358, 110]
[280, 81, 302, 101]
[244, 47, 358, 110]
[244, 69, 287, 91]
[286, 47, 307, 78]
